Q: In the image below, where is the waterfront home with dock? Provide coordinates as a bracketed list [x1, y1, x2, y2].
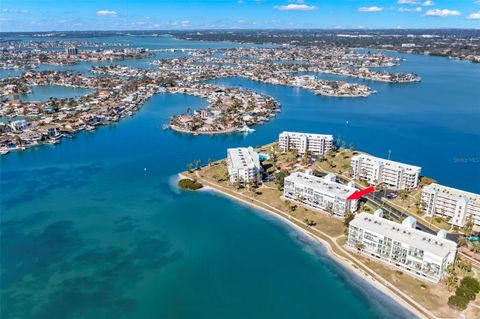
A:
[422, 183, 480, 228]
[279, 131, 333, 156]
[351, 154, 421, 190]
[347, 210, 457, 283]
[284, 171, 358, 218]
[227, 147, 262, 185]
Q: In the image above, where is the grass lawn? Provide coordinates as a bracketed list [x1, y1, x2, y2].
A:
[315, 149, 356, 179]
[355, 254, 458, 318]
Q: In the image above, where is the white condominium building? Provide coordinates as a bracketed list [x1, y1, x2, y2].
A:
[422, 183, 480, 227]
[351, 154, 421, 190]
[279, 131, 334, 155]
[347, 211, 457, 283]
[283, 171, 358, 218]
[227, 147, 261, 185]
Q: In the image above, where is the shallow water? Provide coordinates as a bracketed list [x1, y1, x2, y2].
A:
[1, 35, 479, 319]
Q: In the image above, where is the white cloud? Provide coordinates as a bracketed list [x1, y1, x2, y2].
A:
[358, 6, 383, 12]
[398, 7, 422, 12]
[180, 20, 190, 25]
[467, 11, 480, 19]
[274, 4, 318, 11]
[425, 9, 461, 16]
[96, 10, 118, 16]
[397, 0, 434, 6]
[397, 0, 419, 4]
[2, 8, 29, 13]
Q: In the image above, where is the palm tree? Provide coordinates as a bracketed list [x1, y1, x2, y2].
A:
[446, 274, 458, 292]
[186, 163, 193, 173]
[463, 217, 474, 237]
[194, 159, 201, 170]
[207, 158, 212, 167]
[458, 236, 468, 247]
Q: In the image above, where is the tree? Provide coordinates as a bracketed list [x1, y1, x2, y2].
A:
[275, 170, 287, 190]
[456, 286, 476, 301]
[460, 276, 480, 294]
[194, 159, 201, 170]
[207, 158, 213, 167]
[304, 218, 316, 226]
[399, 190, 409, 201]
[458, 236, 468, 247]
[344, 212, 355, 228]
[186, 163, 193, 173]
[463, 217, 474, 237]
[446, 274, 458, 292]
[448, 295, 469, 310]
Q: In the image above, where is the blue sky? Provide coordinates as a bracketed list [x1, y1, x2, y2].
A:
[1, 0, 479, 32]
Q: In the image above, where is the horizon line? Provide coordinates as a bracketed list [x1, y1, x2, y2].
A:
[1, 27, 480, 34]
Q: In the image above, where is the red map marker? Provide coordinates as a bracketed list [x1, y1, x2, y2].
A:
[347, 185, 375, 200]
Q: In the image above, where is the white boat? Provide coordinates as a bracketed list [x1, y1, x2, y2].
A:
[237, 125, 255, 133]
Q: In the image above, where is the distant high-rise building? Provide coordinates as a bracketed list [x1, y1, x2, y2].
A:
[65, 47, 78, 55]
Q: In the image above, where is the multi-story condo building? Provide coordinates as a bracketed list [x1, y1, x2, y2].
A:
[279, 131, 334, 155]
[422, 183, 480, 227]
[65, 46, 78, 55]
[351, 154, 421, 190]
[283, 171, 358, 218]
[227, 147, 261, 185]
[347, 211, 457, 283]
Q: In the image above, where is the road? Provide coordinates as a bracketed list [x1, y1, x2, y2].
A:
[331, 174, 462, 243]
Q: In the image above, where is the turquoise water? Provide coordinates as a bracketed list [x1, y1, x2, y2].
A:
[1, 35, 480, 319]
[12, 85, 94, 101]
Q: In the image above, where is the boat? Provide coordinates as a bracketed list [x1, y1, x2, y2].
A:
[237, 125, 255, 133]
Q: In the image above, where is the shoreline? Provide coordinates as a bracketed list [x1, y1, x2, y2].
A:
[179, 172, 433, 319]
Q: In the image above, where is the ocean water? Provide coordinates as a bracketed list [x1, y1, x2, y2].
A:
[1, 35, 479, 319]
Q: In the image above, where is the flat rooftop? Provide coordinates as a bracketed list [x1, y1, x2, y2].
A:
[285, 172, 356, 199]
[227, 147, 259, 170]
[423, 183, 480, 204]
[352, 154, 421, 172]
[350, 212, 457, 258]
